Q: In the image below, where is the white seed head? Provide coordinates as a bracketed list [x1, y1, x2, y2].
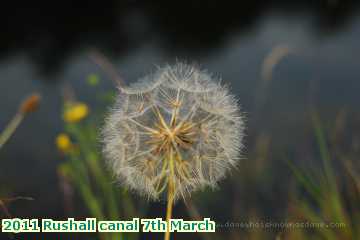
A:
[102, 63, 245, 201]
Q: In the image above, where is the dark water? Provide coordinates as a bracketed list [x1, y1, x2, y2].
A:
[0, 2, 360, 239]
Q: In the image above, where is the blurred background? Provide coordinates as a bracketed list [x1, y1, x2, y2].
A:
[0, 1, 359, 239]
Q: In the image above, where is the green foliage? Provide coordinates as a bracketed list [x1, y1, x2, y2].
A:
[56, 74, 360, 240]
[87, 74, 100, 86]
[287, 112, 359, 240]
[58, 94, 140, 240]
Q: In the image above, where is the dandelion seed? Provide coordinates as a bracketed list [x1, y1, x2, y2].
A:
[102, 63, 245, 240]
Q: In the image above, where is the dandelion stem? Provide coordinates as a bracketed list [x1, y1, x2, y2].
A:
[0, 112, 24, 150]
[164, 148, 175, 240]
[164, 186, 174, 240]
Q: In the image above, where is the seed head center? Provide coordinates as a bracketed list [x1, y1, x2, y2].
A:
[148, 119, 197, 155]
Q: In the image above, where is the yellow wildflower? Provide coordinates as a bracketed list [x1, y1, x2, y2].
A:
[56, 133, 73, 153]
[63, 102, 89, 123]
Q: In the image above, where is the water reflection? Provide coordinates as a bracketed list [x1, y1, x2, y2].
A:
[1, 1, 359, 75]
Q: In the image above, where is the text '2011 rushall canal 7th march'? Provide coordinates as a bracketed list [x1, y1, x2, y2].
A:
[1, 218, 215, 233]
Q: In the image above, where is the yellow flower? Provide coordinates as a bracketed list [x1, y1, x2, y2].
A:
[63, 102, 89, 123]
[56, 133, 73, 153]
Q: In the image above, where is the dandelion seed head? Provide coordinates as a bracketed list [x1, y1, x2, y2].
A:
[102, 63, 245, 201]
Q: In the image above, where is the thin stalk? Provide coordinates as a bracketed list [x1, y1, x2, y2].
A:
[0, 93, 40, 150]
[88, 49, 125, 87]
[164, 148, 175, 240]
[0, 112, 24, 149]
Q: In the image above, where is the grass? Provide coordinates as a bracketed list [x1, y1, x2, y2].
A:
[57, 80, 141, 240]
[54, 73, 359, 240]
[285, 112, 359, 240]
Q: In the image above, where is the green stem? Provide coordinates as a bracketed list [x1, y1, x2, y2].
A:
[164, 148, 175, 240]
[0, 112, 24, 149]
